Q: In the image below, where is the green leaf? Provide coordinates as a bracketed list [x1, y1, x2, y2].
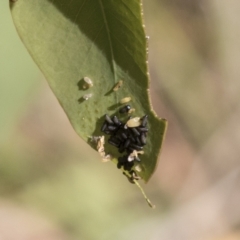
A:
[10, 0, 167, 182]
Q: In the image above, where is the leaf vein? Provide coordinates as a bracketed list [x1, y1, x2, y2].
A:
[98, 0, 117, 82]
[58, 0, 88, 55]
[112, 35, 145, 76]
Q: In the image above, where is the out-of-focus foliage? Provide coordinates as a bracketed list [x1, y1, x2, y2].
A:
[1, 0, 240, 240]
[0, 0, 40, 144]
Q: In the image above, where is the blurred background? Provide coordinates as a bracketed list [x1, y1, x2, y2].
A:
[1, 0, 240, 239]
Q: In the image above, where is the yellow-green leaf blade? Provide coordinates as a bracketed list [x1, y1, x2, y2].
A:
[10, 0, 167, 181]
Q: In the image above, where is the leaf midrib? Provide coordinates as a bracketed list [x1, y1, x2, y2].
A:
[98, 0, 117, 83]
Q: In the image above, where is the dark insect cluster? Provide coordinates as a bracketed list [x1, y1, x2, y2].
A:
[101, 105, 149, 181]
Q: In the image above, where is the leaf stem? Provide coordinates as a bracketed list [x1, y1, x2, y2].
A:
[133, 179, 155, 209]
